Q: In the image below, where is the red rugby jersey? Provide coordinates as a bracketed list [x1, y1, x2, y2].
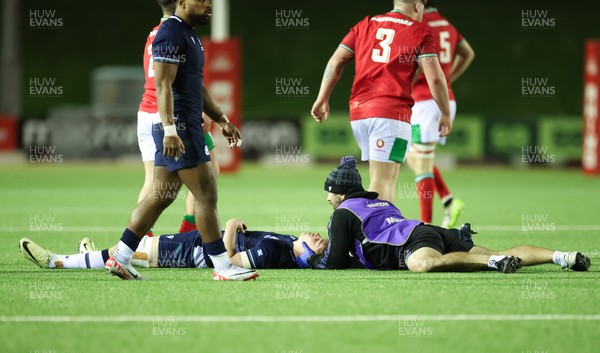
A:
[412, 8, 464, 102]
[340, 10, 437, 122]
[138, 20, 165, 113]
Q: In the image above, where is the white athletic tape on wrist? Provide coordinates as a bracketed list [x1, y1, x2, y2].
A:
[164, 124, 177, 137]
[219, 115, 230, 126]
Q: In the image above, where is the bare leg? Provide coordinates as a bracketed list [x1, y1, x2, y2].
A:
[183, 150, 219, 216]
[127, 166, 181, 237]
[406, 247, 490, 272]
[177, 163, 221, 243]
[470, 245, 553, 266]
[405, 143, 436, 223]
[184, 188, 195, 215]
[210, 149, 220, 177]
[137, 161, 155, 204]
[406, 143, 436, 176]
[368, 160, 400, 203]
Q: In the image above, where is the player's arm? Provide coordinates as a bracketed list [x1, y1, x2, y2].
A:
[449, 40, 475, 84]
[202, 83, 241, 148]
[223, 218, 246, 259]
[222, 218, 255, 268]
[419, 55, 452, 137]
[308, 209, 354, 269]
[311, 46, 354, 123]
[413, 66, 423, 84]
[155, 61, 186, 158]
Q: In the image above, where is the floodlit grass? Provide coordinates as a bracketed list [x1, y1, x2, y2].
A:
[1, 163, 599, 353]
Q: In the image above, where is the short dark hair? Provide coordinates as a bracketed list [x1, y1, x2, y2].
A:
[156, 0, 176, 12]
[424, 0, 435, 8]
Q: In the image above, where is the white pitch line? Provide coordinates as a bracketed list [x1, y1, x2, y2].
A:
[1, 314, 599, 323]
[0, 226, 124, 233]
[2, 225, 600, 233]
[478, 225, 600, 232]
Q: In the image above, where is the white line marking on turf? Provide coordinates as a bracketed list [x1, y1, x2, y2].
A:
[477, 225, 600, 232]
[2, 225, 600, 233]
[1, 314, 599, 323]
[0, 226, 125, 232]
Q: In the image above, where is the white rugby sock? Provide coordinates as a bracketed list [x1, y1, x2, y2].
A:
[50, 251, 106, 269]
[113, 241, 135, 265]
[552, 251, 568, 267]
[209, 252, 231, 272]
[487, 255, 507, 269]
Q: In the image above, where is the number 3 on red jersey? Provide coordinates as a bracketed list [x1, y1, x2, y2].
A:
[371, 28, 395, 63]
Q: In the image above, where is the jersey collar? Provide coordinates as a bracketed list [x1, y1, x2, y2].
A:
[170, 14, 195, 30]
[391, 9, 409, 18]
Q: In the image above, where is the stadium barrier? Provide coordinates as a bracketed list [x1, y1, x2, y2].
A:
[302, 114, 581, 166]
[19, 109, 582, 166]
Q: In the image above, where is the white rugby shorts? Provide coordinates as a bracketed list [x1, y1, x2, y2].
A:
[350, 117, 412, 163]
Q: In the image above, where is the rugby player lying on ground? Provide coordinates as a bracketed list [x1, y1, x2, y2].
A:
[19, 219, 328, 271]
[294, 156, 591, 274]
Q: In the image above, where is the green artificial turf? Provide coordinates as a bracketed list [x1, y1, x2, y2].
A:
[0, 163, 599, 353]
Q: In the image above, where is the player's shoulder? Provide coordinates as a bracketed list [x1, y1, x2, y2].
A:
[332, 206, 359, 223]
[411, 18, 435, 39]
[259, 232, 297, 243]
[146, 23, 162, 41]
[150, 23, 161, 34]
[253, 237, 290, 256]
[350, 15, 372, 29]
[156, 16, 186, 35]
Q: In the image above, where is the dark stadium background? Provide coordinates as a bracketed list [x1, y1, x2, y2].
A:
[17, 0, 599, 118]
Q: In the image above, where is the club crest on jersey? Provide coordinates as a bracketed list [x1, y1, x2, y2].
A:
[376, 139, 385, 148]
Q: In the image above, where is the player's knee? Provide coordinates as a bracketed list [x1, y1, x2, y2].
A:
[193, 189, 218, 208]
[408, 143, 435, 175]
[406, 256, 435, 272]
[150, 185, 180, 205]
[156, 194, 178, 208]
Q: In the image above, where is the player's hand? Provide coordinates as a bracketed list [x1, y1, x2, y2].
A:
[438, 115, 452, 137]
[295, 242, 315, 269]
[237, 222, 247, 233]
[202, 115, 212, 134]
[220, 122, 242, 149]
[311, 99, 330, 124]
[234, 219, 248, 233]
[163, 135, 185, 159]
[227, 219, 247, 233]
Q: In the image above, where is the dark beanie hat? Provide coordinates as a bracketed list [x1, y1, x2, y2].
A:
[324, 156, 362, 194]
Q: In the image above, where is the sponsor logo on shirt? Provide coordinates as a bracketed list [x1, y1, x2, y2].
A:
[371, 16, 413, 26]
[367, 202, 390, 208]
[385, 216, 404, 225]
